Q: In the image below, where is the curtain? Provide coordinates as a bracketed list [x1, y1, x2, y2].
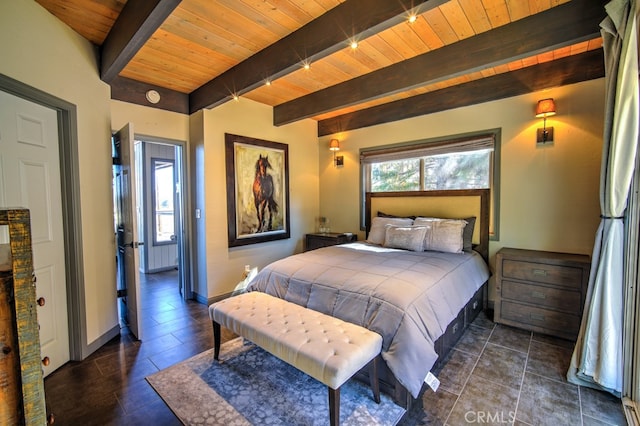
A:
[567, 0, 639, 397]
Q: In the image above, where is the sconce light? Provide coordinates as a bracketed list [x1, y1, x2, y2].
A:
[329, 139, 344, 166]
[535, 98, 556, 143]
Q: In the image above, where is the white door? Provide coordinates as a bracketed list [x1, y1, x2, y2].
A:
[0, 90, 69, 376]
[114, 123, 143, 340]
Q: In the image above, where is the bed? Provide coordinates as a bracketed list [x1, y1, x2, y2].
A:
[246, 189, 491, 408]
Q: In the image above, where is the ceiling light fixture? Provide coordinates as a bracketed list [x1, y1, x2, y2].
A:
[303, 62, 311, 70]
[408, 14, 417, 23]
[350, 40, 358, 49]
[145, 89, 161, 104]
[265, 80, 272, 86]
[232, 94, 239, 101]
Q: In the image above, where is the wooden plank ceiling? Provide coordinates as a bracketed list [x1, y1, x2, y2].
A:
[35, 0, 605, 135]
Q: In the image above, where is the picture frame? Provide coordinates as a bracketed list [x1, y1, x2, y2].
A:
[225, 133, 290, 247]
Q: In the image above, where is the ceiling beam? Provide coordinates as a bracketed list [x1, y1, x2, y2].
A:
[276, 0, 605, 126]
[317, 49, 605, 136]
[189, 0, 449, 113]
[110, 76, 189, 114]
[101, 0, 182, 83]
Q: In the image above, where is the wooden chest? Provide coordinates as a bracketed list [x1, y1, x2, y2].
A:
[495, 247, 590, 340]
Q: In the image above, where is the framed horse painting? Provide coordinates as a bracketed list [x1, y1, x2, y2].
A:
[224, 133, 290, 247]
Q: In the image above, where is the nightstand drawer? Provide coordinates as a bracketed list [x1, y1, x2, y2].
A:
[500, 301, 580, 338]
[502, 259, 584, 289]
[501, 280, 582, 313]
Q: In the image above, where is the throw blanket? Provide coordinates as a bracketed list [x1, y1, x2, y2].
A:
[246, 242, 490, 398]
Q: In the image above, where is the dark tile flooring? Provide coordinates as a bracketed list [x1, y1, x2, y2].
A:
[44, 270, 626, 425]
[399, 312, 627, 426]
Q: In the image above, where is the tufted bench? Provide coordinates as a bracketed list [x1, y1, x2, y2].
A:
[209, 291, 383, 426]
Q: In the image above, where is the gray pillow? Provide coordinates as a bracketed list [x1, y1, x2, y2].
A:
[413, 217, 467, 254]
[366, 216, 414, 245]
[383, 225, 428, 252]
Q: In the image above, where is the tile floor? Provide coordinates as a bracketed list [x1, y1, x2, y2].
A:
[43, 270, 626, 425]
[399, 311, 627, 426]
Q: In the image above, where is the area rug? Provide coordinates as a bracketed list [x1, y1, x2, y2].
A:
[146, 338, 406, 425]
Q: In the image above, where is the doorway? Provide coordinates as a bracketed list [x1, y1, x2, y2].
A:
[113, 136, 189, 337]
[0, 74, 88, 366]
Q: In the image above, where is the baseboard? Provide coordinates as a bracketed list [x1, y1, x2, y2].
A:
[193, 290, 235, 306]
[83, 324, 120, 359]
[145, 266, 178, 274]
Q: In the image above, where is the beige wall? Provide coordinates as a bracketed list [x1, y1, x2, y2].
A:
[111, 100, 190, 141]
[194, 99, 319, 299]
[0, 1, 116, 345]
[319, 79, 605, 300]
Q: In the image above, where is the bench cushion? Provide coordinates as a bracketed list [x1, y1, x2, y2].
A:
[210, 291, 382, 390]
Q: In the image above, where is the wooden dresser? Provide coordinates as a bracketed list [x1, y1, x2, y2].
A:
[495, 247, 590, 340]
[304, 233, 357, 252]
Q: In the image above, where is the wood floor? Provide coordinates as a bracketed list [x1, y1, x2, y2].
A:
[43, 270, 233, 425]
[43, 270, 625, 425]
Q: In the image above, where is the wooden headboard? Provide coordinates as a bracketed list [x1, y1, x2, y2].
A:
[365, 189, 490, 263]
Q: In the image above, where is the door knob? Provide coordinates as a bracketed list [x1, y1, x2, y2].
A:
[37, 297, 46, 306]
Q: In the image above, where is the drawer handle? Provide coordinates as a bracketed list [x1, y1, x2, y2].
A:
[531, 291, 546, 299]
[530, 313, 545, 321]
[472, 301, 478, 310]
[532, 269, 547, 276]
[452, 323, 459, 333]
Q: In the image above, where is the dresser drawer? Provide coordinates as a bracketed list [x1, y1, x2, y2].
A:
[502, 259, 584, 290]
[500, 301, 580, 338]
[501, 280, 582, 314]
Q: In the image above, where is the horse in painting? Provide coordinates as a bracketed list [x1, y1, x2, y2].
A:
[252, 154, 278, 232]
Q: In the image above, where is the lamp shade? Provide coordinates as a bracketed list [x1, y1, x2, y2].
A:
[329, 139, 340, 151]
[535, 98, 556, 118]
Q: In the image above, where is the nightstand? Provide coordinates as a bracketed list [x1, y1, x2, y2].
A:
[495, 247, 590, 340]
[304, 233, 357, 251]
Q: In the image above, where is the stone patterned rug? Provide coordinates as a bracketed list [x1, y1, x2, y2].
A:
[146, 338, 405, 425]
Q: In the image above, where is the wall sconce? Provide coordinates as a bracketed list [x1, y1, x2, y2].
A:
[535, 98, 556, 143]
[329, 139, 344, 166]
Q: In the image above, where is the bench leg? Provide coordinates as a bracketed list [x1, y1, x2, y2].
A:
[212, 321, 221, 361]
[369, 357, 380, 404]
[328, 386, 340, 426]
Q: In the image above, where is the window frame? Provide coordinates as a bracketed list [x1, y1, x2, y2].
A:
[151, 157, 177, 246]
[359, 129, 501, 240]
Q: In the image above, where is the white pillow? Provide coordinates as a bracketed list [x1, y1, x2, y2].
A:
[383, 225, 428, 252]
[366, 216, 413, 245]
[413, 217, 467, 253]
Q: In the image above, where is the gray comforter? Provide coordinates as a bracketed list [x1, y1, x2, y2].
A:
[246, 242, 490, 398]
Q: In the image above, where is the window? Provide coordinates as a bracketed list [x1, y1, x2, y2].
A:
[152, 158, 175, 245]
[361, 130, 500, 238]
